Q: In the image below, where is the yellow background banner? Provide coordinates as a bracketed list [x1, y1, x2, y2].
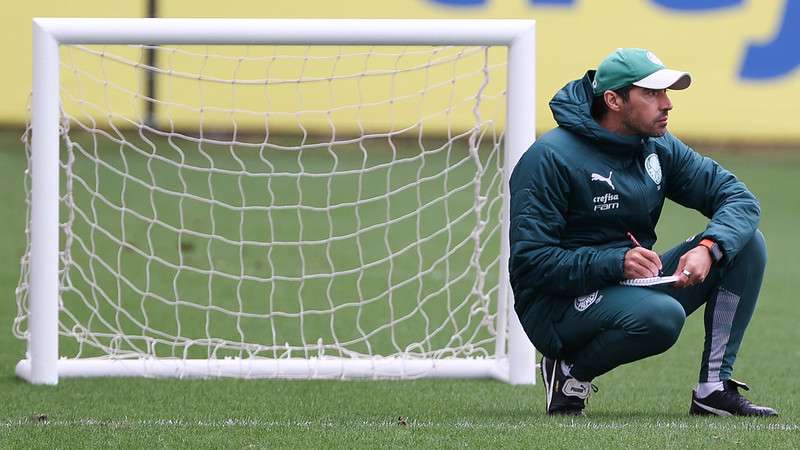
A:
[4, 0, 798, 142]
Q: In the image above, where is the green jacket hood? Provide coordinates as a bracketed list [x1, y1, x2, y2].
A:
[549, 70, 644, 154]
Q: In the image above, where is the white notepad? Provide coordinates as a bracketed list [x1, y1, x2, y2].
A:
[620, 275, 680, 287]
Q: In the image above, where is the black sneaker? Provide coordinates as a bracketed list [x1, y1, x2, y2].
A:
[540, 356, 594, 416]
[690, 379, 778, 417]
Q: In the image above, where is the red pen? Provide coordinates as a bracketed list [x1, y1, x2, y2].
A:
[626, 232, 642, 248]
[627, 232, 663, 276]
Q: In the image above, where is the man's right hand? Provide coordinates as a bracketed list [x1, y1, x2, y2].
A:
[623, 247, 663, 279]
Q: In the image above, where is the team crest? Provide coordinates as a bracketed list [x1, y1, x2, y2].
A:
[574, 291, 602, 312]
[646, 51, 664, 66]
[644, 153, 662, 186]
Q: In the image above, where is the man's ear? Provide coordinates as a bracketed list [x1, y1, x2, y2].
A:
[603, 90, 623, 112]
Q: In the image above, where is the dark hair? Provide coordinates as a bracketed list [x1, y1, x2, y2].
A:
[590, 85, 632, 119]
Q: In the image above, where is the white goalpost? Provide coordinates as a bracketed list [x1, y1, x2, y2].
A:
[17, 18, 536, 384]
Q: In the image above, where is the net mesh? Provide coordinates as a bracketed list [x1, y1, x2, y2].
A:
[16, 43, 507, 365]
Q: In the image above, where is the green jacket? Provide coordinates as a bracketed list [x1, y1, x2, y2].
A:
[509, 72, 760, 319]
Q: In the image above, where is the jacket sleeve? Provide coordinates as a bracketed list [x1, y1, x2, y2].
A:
[508, 143, 627, 298]
[662, 135, 760, 262]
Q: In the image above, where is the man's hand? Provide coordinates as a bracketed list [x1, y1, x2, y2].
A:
[624, 247, 662, 279]
[672, 246, 713, 288]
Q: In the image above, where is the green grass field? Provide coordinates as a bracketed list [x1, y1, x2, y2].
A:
[1, 129, 799, 448]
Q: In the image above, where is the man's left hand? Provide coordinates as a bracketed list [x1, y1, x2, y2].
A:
[672, 246, 712, 288]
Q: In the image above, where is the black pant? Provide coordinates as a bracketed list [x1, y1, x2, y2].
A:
[523, 231, 767, 382]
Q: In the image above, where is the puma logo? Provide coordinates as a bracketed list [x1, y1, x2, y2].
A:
[591, 170, 615, 190]
[562, 379, 591, 399]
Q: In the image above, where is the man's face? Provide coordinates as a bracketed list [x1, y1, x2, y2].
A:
[619, 87, 673, 137]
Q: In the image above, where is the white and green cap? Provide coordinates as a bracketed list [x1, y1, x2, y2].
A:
[592, 48, 691, 95]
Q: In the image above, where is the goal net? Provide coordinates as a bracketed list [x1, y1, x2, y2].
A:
[16, 19, 535, 383]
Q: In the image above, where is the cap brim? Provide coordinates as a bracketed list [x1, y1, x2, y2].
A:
[633, 69, 692, 90]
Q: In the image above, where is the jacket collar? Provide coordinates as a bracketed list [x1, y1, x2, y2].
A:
[549, 71, 647, 156]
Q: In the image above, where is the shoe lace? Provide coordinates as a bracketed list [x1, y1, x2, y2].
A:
[586, 383, 599, 404]
[720, 384, 754, 410]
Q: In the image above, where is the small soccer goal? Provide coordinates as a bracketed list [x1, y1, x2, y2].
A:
[16, 18, 536, 384]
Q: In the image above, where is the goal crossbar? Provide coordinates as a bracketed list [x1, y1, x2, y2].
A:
[23, 18, 536, 385]
[35, 18, 535, 45]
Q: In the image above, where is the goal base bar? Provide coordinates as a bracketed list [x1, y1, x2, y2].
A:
[16, 358, 535, 383]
